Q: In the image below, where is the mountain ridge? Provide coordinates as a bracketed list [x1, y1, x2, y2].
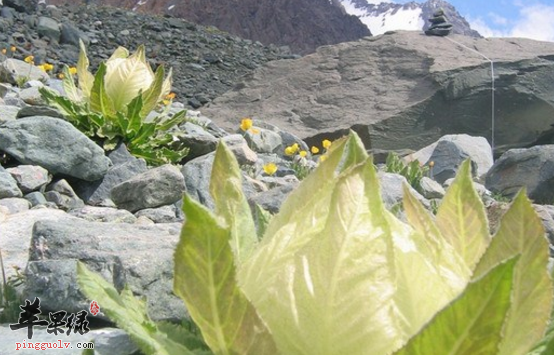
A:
[47, 0, 372, 54]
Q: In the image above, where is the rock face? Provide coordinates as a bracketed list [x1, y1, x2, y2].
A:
[50, 0, 371, 55]
[25, 218, 185, 322]
[485, 145, 554, 204]
[0, 116, 112, 180]
[203, 31, 554, 155]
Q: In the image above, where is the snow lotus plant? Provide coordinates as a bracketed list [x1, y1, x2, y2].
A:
[77, 131, 554, 355]
[40, 40, 188, 165]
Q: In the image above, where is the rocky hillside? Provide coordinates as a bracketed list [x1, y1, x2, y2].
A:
[47, 0, 372, 54]
[339, 0, 481, 37]
[0, 1, 294, 109]
[202, 31, 554, 155]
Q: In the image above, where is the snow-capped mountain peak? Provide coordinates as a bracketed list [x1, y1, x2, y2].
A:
[338, 0, 480, 37]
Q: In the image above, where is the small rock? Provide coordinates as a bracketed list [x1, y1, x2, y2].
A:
[7, 165, 51, 193]
[135, 205, 182, 223]
[221, 134, 258, 165]
[419, 176, 445, 199]
[24, 191, 48, 207]
[69, 206, 137, 223]
[0, 197, 31, 214]
[0, 170, 23, 198]
[111, 164, 186, 212]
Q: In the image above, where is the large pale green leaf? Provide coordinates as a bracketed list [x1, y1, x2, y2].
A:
[209, 142, 257, 264]
[104, 44, 155, 112]
[435, 160, 491, 271]
[76, 262, 198, 355]
[527, 301, 554, 355]
[238, 133, 367, 293]
[403, 184, 471, 293]
[474, 191, 553, 355]
[89, 62, 115, 118]
[393, 258, 518, 355]
[141, 65, 166, 118]
[174, 195, 278, 355]
[61, 65, 82, 102]
[240, 155, 463, 355]
[77, 39, 94, 100]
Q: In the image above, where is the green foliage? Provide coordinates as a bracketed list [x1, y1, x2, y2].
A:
[0, 250, 24, 323]
[385, 152, 428, 192]
[289, 160, 312, 180]
[76, 262, 211, 355]
[77, 131, 554, 355]
[39, 41, 188, 166]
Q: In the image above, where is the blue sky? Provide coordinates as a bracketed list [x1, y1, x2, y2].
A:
[396, 0, 554, 41]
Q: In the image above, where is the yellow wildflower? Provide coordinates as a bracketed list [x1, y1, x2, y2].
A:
[284, 146, 296, 156]
[68, 67, 77, 75]
[10, 46, 16, 52]
[163, 99, 170, 106]
[165, 92, 176, 100]
[263, 163, 278, 176]
[58, 73, 65, 79]
[322, 139, 332, 149]
[299, 150, 307, 158]
[311, 146, 320, 154]
[240, 118, 253, 132]
[291, 143, 299, 153]
[43, 63, 54, 72]
[429, 161, 435, 168]
[1, 48, 6, 55]
[36, 64, 47, 72]
[24, 55, 34, 64]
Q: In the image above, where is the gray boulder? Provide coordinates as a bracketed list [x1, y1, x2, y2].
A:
[249, 183, 297, 214]
[0, 116, 111, 181]
[179, 121, 218, 160]
[68, 206, 137, 223]
[135, 205, 182, 223]
[485, 145, 554, 204]
[0, 58, 49, 85]
[203, 32, 554, 154]
[24, 218, 185, 322]
[60, 22, 89, 46]
[378, 172, 429, 209]
[24, 191, 48, 207]
[244, 127, 283, 153]
[76, 158, 148, 206]
[0, 197, 31, 214]
[111, 164, 185, 212]
[419, 176, 446, 199]
[0, 170, 23, 198]
[7, 165, 50, 193]
[0, 104, 19, 123]
[427, 134, 493, 183]
[221, 134, 258, 165]
[0, 208, 69, 279]
[37, 16, 60, 42]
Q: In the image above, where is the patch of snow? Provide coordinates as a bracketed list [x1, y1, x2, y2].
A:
[340, 0, 425, 35]
[168, 5, 175, 10]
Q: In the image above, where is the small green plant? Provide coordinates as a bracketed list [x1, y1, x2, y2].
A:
[385, 152, 429, 193]
[0, 250, 24, 323]
[40, 40, 188, 165]
[491, 191, 513, 203]
[77, 131, 554, 355]
[289, 160, 312, 180]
